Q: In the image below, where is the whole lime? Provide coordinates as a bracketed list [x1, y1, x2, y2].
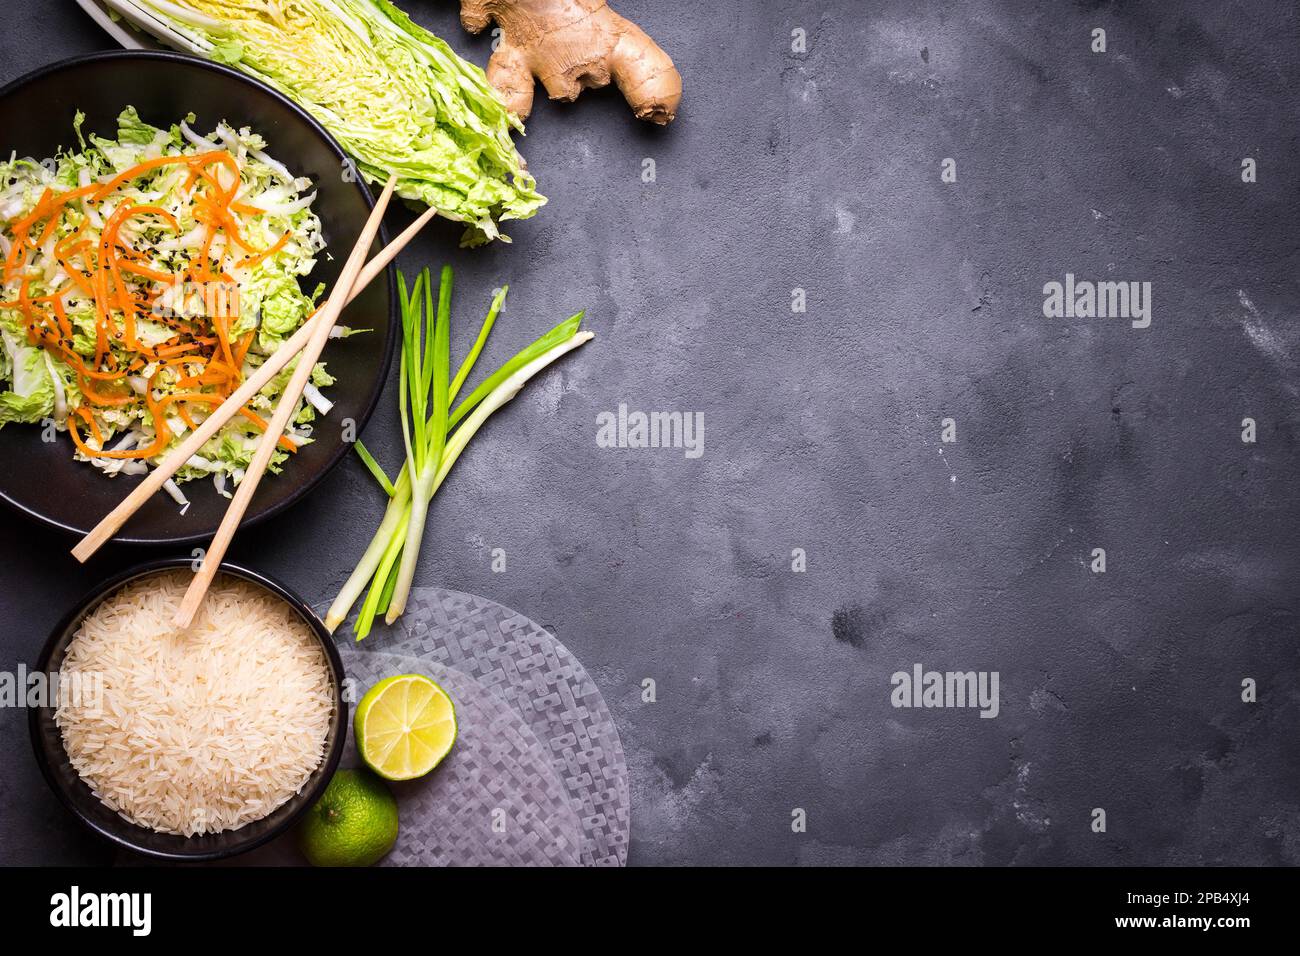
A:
[297, 768, 399, 867]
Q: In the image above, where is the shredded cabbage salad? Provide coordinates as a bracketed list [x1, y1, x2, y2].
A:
[0, 107, 340, 508]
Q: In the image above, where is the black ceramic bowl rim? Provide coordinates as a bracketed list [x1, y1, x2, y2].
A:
[0, 50, 397, 545]
[28, 557, 348, 862]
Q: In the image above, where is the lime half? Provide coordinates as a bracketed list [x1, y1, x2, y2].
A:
[355, 674, 457, 781]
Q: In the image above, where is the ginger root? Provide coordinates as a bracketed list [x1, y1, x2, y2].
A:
[459, 0, 682, 124]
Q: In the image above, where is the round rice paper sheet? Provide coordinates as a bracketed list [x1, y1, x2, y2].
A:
[365, 587, 631, 867]
[337, 651, 584, 867]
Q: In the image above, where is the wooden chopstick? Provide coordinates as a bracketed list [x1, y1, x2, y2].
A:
[171, 175, 401, 628]
[71, 197, 438, 563]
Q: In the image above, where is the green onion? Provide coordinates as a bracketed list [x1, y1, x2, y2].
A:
[449, 312, 584, 430]
[451, 285, 504, 402]
[352, 441, 395, 497]
[324, 267, 592, 636]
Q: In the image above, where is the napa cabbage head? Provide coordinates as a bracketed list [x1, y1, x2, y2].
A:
[129, 0, 545, 244]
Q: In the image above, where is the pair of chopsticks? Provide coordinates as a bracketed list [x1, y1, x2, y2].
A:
[72, 174, 434, 629]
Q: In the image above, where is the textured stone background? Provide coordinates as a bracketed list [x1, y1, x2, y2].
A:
[1, 0, 1297, 866]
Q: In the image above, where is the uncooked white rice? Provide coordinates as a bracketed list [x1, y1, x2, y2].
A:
[55, 570, 333, 837]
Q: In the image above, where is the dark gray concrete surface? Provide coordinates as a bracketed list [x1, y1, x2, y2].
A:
[1, 0, 1297, 866]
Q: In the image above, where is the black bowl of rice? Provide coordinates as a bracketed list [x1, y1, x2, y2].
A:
[29, 558, 346, 861]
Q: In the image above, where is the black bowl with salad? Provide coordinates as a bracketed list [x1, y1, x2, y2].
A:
[0, 51, 396, 543]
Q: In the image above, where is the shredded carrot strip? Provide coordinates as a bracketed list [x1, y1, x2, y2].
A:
[156, 341, 200, 358]
[50, 299, 73, 340]
[116, 258, 174, 283]
[237, 231, 291, 270]
[232, 331, 254, 371]
[6, 188, 53, 234]
[213, 312, 236, 373]
[77, 375, 133, 406]
[75, 405, 103, 446]
[68, 412, 170, 460]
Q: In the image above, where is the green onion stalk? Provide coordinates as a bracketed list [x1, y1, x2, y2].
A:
[324, 267, 591, 637]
